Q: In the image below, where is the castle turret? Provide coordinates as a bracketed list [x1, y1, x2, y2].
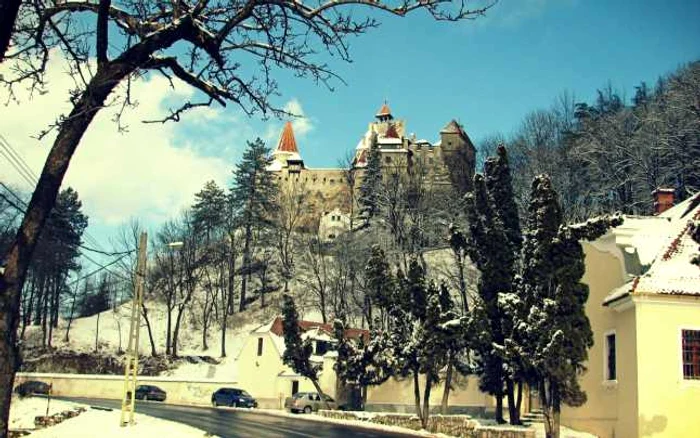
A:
[439, 119, 476, 194]
[270, 121, 304, 172]
[375, 102, 394, 122]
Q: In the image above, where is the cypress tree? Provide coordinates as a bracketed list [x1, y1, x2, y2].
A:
[281, 294, 330, 409]
[519, 175, 622, 438]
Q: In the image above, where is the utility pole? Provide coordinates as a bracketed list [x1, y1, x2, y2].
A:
[120, 232, 147, 427]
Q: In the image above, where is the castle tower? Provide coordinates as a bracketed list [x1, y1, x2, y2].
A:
[439, 119, 476, 194]
[375, 101, 394, 122]
[270, 121, 304, 173]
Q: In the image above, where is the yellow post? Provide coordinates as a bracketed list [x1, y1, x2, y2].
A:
[120, 232, 147, 426]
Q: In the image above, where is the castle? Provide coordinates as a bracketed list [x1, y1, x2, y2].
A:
[268, 102, 477, 239]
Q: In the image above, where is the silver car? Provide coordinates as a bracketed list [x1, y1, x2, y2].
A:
[284, 392, 337, 413]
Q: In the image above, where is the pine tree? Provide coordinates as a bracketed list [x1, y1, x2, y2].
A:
[358, 141, 382, 225]
[364, 245, 395, 329]
[518, 175, 622, 438]
[281, 294, 331, 409]
[230, 138, 278, 311]
[192, 180, 227, 244]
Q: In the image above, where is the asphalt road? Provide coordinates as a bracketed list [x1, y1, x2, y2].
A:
[56, 397, 418, 438]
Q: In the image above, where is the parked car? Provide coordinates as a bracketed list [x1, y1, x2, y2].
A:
[211, 388, 258, 408]
[284, 392, 337, 413]
[134, 385, 167, 401]
[14, 380, 50, 397]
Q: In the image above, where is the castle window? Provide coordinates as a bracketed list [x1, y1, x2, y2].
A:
[257, 338, 264, 356]
[330, 179, 335, 184]
[428, 158, 433, 165]
[604, 331, 616, 381]
[385, 156, 392, 164]
[682, 329, 700, 380]
[323, 178, 326, 183]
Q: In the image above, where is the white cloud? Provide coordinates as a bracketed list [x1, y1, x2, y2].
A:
[0, 54, 231, 226]
[283, 98, 314, 137]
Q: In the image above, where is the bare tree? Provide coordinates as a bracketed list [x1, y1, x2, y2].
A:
[0, 1, 493, 432]
[275, 178, 308, 292]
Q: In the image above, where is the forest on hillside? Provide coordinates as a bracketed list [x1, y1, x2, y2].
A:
[0, 60, 698, 360]
[479, 61, 700, 221]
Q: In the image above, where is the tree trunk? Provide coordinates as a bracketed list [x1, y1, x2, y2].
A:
[516, 381, 523, 418]
[239, 223, 252, 311]
[94, 311, 100, 352]
[141, 303, 158, 357]
[441, 355, 453, 414]
[0, 0, 21, 62]
[495, 393, 505, 424]
[422, 377, 433, 430]
[412, 371, 424, 427]
[507, 378, 520, 425]
[172, 305, 186, 358]
[310, 378, 332, 410]
[165, 305, 173, 355]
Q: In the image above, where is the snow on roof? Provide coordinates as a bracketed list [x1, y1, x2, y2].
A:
[266, 160, 283, 172]
[604, 193, 700, 305]
[377, 137, 403, 145]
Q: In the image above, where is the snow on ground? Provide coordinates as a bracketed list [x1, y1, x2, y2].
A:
[9, 396, 217, 438]
[532, 423, 598, 438]
[9, 396, 79, 430]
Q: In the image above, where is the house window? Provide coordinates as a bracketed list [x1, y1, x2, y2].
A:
[315, 341, 329, 356]
[682, 329, 700, 379]
[605, 332, 616, 381]
[257, 338, 263, 356]
[292, 380, 299, 396]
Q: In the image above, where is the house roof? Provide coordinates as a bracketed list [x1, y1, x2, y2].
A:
[267, 316, 368, 341]
[248, 316, 369, 358]
[604, 193, 700, 305]
[277, 121, 299, 153]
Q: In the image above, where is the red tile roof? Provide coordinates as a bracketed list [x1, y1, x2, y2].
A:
[277, 121, 299, 153]
[268, 316, 368, 341]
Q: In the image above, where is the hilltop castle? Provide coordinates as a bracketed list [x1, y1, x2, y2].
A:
[268, 103, 477, 239]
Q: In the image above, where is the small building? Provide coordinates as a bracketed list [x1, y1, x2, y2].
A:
[563, 192, 700, 437]
[236, 316, 367, 409]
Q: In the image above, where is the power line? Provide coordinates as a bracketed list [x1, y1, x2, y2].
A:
[0, 182, 135, 281]
[0, 135, 110, 253]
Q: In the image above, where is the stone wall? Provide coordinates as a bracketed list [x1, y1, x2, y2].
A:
[15, 372, 236, 407]
[318, 411, 535, 438]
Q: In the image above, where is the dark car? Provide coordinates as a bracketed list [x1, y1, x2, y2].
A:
[211, 388, 257, 408]
[14, 380, 50, 397]
[134, 385, 167, 402]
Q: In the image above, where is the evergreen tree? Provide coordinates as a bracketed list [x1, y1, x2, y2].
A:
[518, 175, 622, 438]
[230, 138, 278, 311]
[281, 294, 331, 409]
[333, 320, 392, 410]
[462, 173, 512, 424]
[363, 245, 395, 329]
[192, 180, 227, 244]
[384, 259, 453, 429]
[358, 141, 382, 225]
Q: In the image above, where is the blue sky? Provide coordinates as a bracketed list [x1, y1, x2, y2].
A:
[2, 0, 699, 254]
[220, 0, 700, 168]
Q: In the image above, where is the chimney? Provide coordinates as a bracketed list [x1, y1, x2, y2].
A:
[652, 188, 675, 215]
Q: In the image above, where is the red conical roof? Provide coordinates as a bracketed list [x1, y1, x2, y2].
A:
[376, 102, 392, 117]
[277, 121, 298, 153]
